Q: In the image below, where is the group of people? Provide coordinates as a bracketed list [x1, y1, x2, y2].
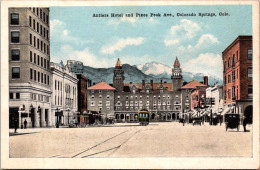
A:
[13, 119, 27, 133]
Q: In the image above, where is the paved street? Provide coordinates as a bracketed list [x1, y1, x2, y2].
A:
[9, 122, 252, 158]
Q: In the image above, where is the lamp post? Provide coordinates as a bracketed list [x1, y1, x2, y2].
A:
[67, 108, 71, 125]
[55, 108, 60, 128]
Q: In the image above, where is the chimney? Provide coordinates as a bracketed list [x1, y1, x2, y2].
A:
[150, 80, 153, 90]
[203, 76, 208, 86]
[142, 80, 145, 89]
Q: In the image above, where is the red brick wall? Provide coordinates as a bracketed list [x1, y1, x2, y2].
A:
[223, 36, 252, 104]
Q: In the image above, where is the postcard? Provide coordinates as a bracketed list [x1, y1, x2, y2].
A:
[1, 0, 259, 169]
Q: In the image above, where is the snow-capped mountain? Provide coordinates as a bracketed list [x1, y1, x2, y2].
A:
[63, 61, 222, 86]
[136, 61, 223, 85]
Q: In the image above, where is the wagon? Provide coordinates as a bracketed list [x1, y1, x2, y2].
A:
[225, 113, 240, 131]
[192, 117, 202, 126]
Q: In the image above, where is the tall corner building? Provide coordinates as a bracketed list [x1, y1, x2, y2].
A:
[9, 7, 51, 128]
[222, 35, 252, 123]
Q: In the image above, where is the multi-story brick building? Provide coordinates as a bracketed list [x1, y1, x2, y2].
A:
[9, 7, 51, 128]
[50, 62, 78, 126]
[189, 78, 208, 110]
[87, 82, 115, 122]
[76, 74, 92, 124]
[113, 58, 183, 122]
[222, 35, 252, 123]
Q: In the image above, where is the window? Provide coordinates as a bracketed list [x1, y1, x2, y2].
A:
[106, 95, 110, 99]
[91, 101, 95, 106]
[237, 69, 239, 79]
[248, 85, 252, 98]
[33, 7, 35, 13]
[10, 93, 13, 99]
[37, 55, 40, 65]
[30, 51, 32, 62]
[47, 75, 49, 85]
[228, 58, 231, 67]
[11, 13, 19, 25]
[248, 48, 252, 60]
[16, 93, 20, 99]
[44, 59, 46, 68]
[36, 8, 39, 15]
[41, 57, 43, 67]
[44, 28, 46, 38]
[99, 90, 102, 93]
[41, 41, 43, 51]
[30, 33, 32, 45]
[34, 70, 36, 81]
[247, 68, 252, 78]
[40, 25, 42, 35]
[43, 12, 45, 22]
[232, 71, 235, 82]
[11, 49, 20, 60]
[46, 15, 49, 24]
[232, 54, 235, 67]
[12, 67, 20, 78]
[228, 75, 231, 83]
[232, 86, 236, 99]
[37, 38, 39, 49]
[37, 22, 39, 32]
[30, 68, 33, 80]
[99, 95, 102, 98]
[224, 61, 226, 72]
[34, 53, 36, 64]
[41, 73, 43, 83]
[40, 9, 42, 19]
[29, 16, 32, 27]
[47, 30, 49, 40]
[33, 19, 35, 30]
[34, 36, 36, 47]
[44, 74, 46, 84]
[44, 43, 46, 53]
[38, 71, 40, 82]
[224, 76, 226, 84]
[11, 31, 19, 43]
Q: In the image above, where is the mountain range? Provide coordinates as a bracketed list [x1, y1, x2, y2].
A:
[65, 61, 222, 86]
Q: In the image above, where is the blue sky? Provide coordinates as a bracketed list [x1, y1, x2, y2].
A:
[50, 5, 252, 79]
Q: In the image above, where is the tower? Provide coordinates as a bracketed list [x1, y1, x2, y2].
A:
[171, 57, 183, 92]
[113, 58, 124, 91]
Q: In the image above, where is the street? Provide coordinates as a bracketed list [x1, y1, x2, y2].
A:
[9, 122, 252, 158]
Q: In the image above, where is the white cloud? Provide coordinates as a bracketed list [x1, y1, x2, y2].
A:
[148, 17, 159, 24]
[108, 16, 138, 26]
[195, 34, 219, 48]
[164, 19, 202, 47]
[63, 30, 69, 36]
[101, 37, 145, 54]
[182, 53, 222, 78]
[50, 19, 65, 34]
[50, 19, 91, 45]
[177, 34, 219, 52]
[164, 39, 179, 46]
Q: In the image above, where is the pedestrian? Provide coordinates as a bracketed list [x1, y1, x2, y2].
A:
[243, 116, 247, 132]
[24, 119, 27, 129]
[14, 119, 18, 133]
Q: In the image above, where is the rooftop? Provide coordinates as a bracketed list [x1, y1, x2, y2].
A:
[181, 80, 207, 89]
[88, 81, 116, 90]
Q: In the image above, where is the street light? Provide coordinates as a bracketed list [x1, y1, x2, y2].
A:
[55, 108, 60, 128]
[67, 108, 71, 125]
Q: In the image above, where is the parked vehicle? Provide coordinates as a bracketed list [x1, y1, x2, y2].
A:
[139, 109, 149, 126]
[225, 113, 240, 131]
[192, 117, 202, 126]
